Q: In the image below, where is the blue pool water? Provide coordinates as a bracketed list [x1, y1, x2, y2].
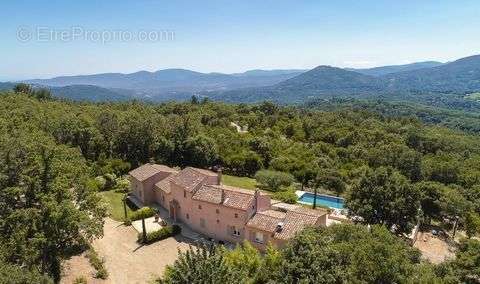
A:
[298, 193, 344, 209]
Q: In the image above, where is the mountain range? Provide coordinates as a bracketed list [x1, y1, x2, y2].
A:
[22, 69, 306, 101]
[347, 61, 444, 77]
[213, 55, 480, 103]
[1, 54, 480, 105]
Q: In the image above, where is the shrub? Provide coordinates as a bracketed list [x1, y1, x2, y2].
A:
[129, 207, 156, 221]
[464, 211, 480, 238]
[86, 178, 101, 192]
[138, 225, 181, 244]
[73, 276, 87, 284]
[103, 173, 117, 190]
[272, 189, 298, 204]
[100, 158, 131, 176]
[95, 267, 109, 280]
[158, 244, 234, 283]
[94, 176, 107, 190]
[86, 247, 108, 280]
[114, 178, 130, 193]
[255, 170, 294, 192]
[124, 218, 132, 226]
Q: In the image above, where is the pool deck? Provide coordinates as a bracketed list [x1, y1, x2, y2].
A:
[295, 190, 311, 207]
[295, 190, 345, 200]
[295, 190, 306, 197]
[295, 190, 351, 224]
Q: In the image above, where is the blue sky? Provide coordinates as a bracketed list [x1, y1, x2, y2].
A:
[1, 0, 479, 80]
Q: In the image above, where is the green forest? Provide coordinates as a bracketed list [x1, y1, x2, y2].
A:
[1, 87, 479, 283]
[158, 225, 480, 284]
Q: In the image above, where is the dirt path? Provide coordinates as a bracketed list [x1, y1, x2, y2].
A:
[61, 252, 106, 284]
[414, 231, 455, 264]
[62, 218, 193, 284]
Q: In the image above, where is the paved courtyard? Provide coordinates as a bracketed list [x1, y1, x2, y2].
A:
[132, 216, 165, 234]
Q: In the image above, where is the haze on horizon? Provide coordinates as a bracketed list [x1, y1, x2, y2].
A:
[1, 0, 479, 81]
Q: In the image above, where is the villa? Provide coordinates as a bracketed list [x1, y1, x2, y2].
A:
[128, 163, 328, 250]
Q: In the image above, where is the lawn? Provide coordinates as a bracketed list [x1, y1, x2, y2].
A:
[222, 174, 257, 190]
[100, 191, 134, 221]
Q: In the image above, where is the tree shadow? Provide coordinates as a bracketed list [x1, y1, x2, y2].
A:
[133, 243, 145, 253]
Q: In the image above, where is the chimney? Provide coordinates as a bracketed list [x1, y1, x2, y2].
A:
[254, 189, 260, 213]
[276, 222, 284, 232]
[254, 189, 271, 213]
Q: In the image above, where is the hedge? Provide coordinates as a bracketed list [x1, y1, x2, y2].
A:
[272, 189, 298, 204]
[254, 169, 294, 192]
[138, 225, 181, 244]
[129, 207, 156, 221]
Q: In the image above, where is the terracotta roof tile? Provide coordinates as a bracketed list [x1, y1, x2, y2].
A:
[221, 184, 258, 195]
[274, 211, 319, 240]
[246, 210, 286, 233]
[171, 167, 208, 192]
[151, 164, 178, 173]
[191, 167, 218, 177]
[129, 164, 176, 182]
[222, 189, 255, 210]
[262, 209, 288, 219]
[191, 184, 255, 211]
[154, 173, 176, 194]
[247, 208, 324, 240]
[192, 185, 223, 204]
[291, 207, 328, 218]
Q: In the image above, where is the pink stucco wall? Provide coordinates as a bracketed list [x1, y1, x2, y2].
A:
[130, 171, 172, 204]
[130, 168, 321, 251]
[131, 173, 262, 246]
[165, 181, 256, 243]
[187, 198, 253, 242]
[244, 227, 283, 251]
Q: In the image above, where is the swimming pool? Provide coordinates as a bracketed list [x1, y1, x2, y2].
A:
[298, 192, 344, 209]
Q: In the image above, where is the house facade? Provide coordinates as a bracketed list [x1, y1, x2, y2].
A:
[128, 163, 327, 250]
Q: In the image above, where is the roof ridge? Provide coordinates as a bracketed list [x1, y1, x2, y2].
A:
[223, 188, 253, 196]
[191, 176, 208, 194]
[189, 166, 218, 176]
[256, 210, 285, 218]
[289, 207, 328, 217]
[217, 184, 257, 196]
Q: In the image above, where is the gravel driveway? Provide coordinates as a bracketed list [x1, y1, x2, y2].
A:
[96, 218, 194, 283]
[63, 218, 193, 284]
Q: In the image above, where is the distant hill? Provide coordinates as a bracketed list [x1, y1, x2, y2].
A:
[212, 66, 389, 103]
[24, 69, 305, 97]
[233, 69, 307, 77]
[0, 82, 134, 102]
[384, 55, 480, 93]
[49, 85, 134, 102]
[275, 66, 386, 94]
[347, 61, 443, 76]
[0, 82, 16, 91]
[214, 55, 480, 104]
